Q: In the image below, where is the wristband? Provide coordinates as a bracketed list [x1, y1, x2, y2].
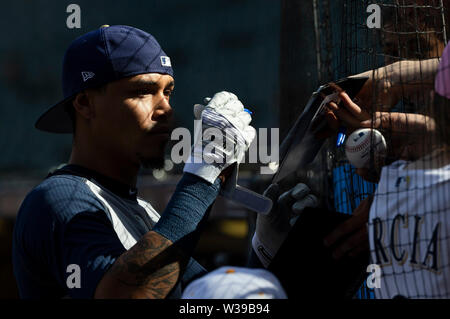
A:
[153, 173, 221, 253]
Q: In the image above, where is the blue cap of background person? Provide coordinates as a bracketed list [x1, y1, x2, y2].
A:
[35, 25, 173, 133]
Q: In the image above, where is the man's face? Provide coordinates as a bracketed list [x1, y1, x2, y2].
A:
[87, 73, 175, 169]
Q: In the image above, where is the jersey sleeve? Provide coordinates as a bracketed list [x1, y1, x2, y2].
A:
[13, 174, 208, 299]
[13, 175, 126, 298]
[60, 210, 126, 298]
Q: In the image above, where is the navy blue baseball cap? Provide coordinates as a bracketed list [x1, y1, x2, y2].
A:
[35, 25, 174, 133]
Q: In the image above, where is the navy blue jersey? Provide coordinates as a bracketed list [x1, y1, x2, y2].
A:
[12, 164, 206, 299]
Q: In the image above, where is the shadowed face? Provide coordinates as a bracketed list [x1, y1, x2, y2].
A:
[84, 73, 175, 169]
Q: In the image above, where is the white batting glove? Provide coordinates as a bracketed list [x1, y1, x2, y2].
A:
[252, 183, 319, 268]
[183, 91, 256, 187]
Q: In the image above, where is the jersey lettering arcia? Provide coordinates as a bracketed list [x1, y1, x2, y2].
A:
[368, 161, 450, 298]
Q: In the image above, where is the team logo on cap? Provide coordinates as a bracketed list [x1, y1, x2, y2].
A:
[160, 56, 172, 67]
[81, 71, 95, 82]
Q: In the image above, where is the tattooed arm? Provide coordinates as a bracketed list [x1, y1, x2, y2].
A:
[94, 173, 221, 299]
[94, 231, 181, 299]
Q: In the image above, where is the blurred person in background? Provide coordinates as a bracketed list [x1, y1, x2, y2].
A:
[321, 0, 449, 266]
[324, 42, 450, 298]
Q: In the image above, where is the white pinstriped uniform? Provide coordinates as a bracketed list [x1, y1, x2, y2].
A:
[368, 160, 450, 298]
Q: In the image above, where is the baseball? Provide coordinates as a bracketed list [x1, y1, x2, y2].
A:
[345, 128, 387, 168]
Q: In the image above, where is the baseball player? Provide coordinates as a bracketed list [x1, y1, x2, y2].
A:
[12, 24, 257, 299]
[324, 47, 450, 298]
[12, 25, 316, 299]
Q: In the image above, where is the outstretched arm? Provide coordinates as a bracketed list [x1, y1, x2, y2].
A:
[350, 58, 439, 111]
[328, 91, 437, 161]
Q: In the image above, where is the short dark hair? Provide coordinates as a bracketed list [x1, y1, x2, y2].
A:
[65, 83, 108, 134]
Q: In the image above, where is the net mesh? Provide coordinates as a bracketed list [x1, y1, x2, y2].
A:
[312, 0, 450, 298]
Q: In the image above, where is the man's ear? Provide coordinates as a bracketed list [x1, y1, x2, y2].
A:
[73, 91, 96, 120]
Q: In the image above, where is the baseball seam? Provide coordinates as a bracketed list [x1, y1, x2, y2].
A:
[345, 133, 371, 153]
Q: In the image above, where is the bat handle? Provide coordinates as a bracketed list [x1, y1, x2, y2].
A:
[221, 185, 273, 215]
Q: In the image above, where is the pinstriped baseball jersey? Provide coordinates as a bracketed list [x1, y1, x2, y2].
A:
[12, 164, 205, 298]
[368, 160, 450, 298]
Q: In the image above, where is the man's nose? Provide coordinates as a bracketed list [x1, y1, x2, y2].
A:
[152, 94, 173, 121]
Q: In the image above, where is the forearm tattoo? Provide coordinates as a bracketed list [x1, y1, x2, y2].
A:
[107, 231, 183, 299]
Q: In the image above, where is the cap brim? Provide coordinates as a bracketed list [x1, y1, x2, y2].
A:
[35, 96, 74, 134]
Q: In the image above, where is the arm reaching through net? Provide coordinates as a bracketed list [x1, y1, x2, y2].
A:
[350, 58, 440, 111]
[328, 91, 437, 162]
